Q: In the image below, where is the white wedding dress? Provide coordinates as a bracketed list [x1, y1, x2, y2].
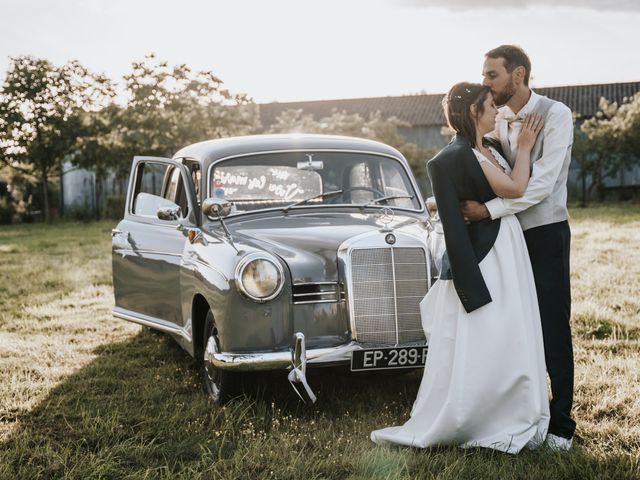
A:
[371, 147, 550, 454]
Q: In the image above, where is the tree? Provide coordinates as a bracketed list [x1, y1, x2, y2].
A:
[571, 117, 590, 206]
[577, 94, 640, 202]
[71, 54, 260, 218]
[612, 92, 640, 164]
[0, 164, 34, 223]
[72, 103, 125, 219]
[266, 108, 437, 192]
[0, 56, 114, 221]
[115, 54, 259, 164]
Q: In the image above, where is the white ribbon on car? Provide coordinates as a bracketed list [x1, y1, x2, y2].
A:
[287, 335, 317, 404]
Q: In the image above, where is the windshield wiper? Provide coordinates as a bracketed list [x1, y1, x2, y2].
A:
[282, 190, 343, 213]
[360, 194, 414, 209]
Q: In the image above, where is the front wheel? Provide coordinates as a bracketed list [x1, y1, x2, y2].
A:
[201, 310, 239, 402]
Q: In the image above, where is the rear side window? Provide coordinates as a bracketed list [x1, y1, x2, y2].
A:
[184, 160, 201, 206]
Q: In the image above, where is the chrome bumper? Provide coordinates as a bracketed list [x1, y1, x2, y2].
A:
[211, 340, 362, 372]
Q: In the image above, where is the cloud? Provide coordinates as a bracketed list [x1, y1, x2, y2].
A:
[395, 0, 640, 12]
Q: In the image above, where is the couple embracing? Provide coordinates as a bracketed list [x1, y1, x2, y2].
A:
[371, 45, 576, 453]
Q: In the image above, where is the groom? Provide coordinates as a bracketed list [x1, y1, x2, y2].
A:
[461, 45, 576, 449]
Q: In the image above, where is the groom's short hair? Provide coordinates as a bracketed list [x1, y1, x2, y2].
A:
[485, 45, 531, 86]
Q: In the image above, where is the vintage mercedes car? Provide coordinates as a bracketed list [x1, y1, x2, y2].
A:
[112, 134, 443, 402]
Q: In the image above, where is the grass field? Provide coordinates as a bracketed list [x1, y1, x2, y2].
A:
[1, 205, 639, 479]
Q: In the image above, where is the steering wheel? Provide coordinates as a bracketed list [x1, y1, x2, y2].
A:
[330, 186, 385, 203]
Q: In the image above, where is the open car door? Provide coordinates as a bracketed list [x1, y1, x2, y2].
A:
[112, 156, 197, 336]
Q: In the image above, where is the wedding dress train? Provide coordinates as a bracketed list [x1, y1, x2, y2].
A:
[371, 148, 549, 454]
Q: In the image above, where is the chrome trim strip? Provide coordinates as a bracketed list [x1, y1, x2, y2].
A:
[114, 251, 230, 283]
[293, 292, 337, 297]
[353, 279, 427, 284]
[353, 295, 424, 301]
[115, 249, 183, 258]
[390, 248, 400, 345]
[292, 299, 341, 305]
[113, 307, 192, 343]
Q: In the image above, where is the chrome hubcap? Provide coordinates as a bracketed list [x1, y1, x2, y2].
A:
[204, 335, 221, 401]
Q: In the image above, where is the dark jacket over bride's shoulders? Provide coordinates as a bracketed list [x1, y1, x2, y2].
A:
[427, 134, 502, 313]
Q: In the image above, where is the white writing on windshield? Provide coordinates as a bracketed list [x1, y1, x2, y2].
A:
[213, 166, 321, 202]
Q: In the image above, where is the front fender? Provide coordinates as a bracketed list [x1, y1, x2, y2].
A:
[181, 239, 294, 354]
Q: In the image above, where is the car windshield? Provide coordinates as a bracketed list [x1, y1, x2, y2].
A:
[209, 152, 421, 215]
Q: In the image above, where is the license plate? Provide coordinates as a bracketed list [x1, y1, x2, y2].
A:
[351, 346, 428, 371]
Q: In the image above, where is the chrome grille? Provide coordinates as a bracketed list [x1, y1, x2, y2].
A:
[350, 247, 428, 344]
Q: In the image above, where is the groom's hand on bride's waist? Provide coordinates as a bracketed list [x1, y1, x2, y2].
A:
[460, 201, 490, 223]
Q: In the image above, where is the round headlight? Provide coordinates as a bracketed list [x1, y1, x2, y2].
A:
[235, 254, 284, 302]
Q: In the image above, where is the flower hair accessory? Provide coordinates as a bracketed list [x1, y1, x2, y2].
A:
[442, 87, 476, 112]
[452, 88, 473, 100]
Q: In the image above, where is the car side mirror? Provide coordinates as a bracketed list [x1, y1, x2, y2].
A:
[157, 205, 181, 221]
[202, 197, 232, 219]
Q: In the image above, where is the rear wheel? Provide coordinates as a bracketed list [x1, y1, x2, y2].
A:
[201, 310, 239, 402]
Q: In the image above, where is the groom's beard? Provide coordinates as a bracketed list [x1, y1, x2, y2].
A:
[494, 79, 516, 107]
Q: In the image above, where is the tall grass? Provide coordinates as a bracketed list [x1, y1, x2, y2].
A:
[0, 208, 639, 479]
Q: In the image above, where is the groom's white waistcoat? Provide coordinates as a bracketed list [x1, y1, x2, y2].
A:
[485, 90, 574, 231]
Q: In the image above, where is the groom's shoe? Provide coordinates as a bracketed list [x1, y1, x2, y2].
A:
[546, 433, 573, 451]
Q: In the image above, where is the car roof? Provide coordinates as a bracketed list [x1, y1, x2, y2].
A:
[173, 134, 407, 166]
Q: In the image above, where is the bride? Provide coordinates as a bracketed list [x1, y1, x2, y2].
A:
[371, 82, 549, 454]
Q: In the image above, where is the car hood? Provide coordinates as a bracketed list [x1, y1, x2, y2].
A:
[221, 211, 426, 283]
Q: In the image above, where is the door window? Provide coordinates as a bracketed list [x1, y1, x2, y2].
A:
[132, 162, 180, 218]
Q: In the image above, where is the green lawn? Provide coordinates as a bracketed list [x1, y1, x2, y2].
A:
[0, 206, 639, 479]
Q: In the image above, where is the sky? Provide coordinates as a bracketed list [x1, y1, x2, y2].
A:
[1, 0, 639, 104]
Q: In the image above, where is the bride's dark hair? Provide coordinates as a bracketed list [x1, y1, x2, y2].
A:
[443, 82, 491, 148]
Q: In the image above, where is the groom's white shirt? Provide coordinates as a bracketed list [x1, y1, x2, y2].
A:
[485, 90, 574, 231]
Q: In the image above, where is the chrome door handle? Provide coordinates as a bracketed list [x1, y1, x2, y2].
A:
[111, 229, 128, 237]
